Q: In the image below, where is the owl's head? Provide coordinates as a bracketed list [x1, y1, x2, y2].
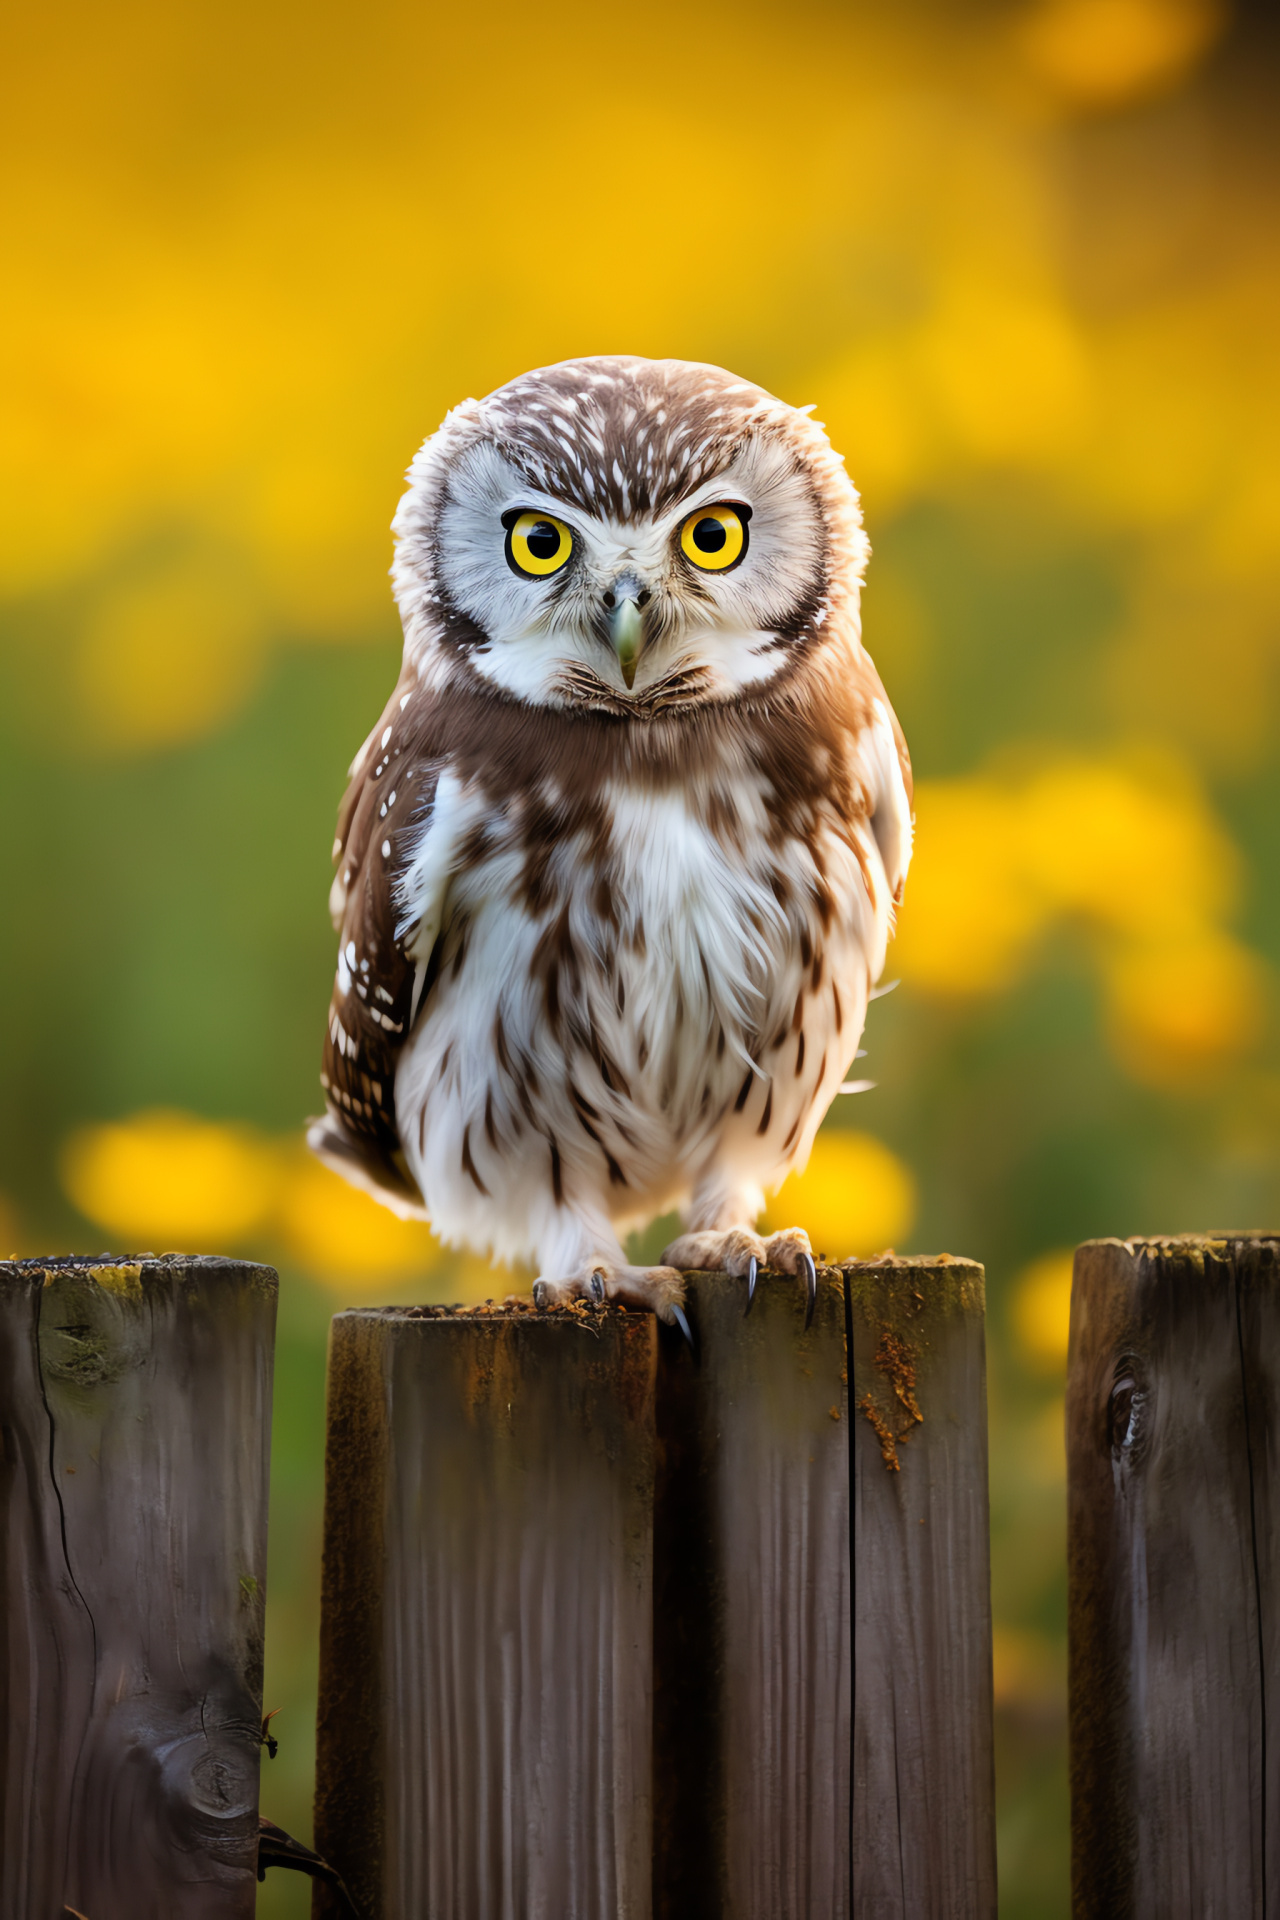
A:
[391, 356, 869, 713]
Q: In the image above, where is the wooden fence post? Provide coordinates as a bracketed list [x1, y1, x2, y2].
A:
[311, 1302, 660, 1920]
[314, 1261, 994, 1920]
[1068, 1232, 1280, 1918]
[0, 1254, 277, 1919]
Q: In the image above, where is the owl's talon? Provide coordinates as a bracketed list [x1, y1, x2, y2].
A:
[802, 1252, 818, 1328]
[533, 1260, 685, 1320]
[670, 1303, 695, 1351]
[760, 1226, 819, 1324]
[662, 1227, 769, 1308]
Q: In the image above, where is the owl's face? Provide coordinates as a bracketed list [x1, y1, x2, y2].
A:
[392, 357, 868, 712]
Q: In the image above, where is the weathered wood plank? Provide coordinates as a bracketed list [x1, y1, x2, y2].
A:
[653, 1257, 995, 1920]
[312, 1302, 659, 1920]
[848, 1257, 996, 1920]
[0, 1254, 276, 1919]
[1068, 1233, 1280, 1919]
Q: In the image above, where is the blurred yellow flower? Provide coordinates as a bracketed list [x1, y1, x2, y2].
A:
[1020, 757, 1236, 938]
[62, 1109, 278, 1246]
[1012, 1249, 1075, 1367]
[1105, 933, 1267, 1083]
[275, 1153, 442, 1290]
[894, 751, 1270, 1083]
[765, 1130, 917, 1260]
[59, 1109, 519, 1297]
[890, 778, 1043, 992]
[1016, 0, 1226, 106]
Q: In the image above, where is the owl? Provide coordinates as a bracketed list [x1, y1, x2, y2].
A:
[308, 356, 912, 1333]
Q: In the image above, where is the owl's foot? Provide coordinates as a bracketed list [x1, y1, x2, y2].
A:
[533, 1261, 692, 1344]
[662, 1225, 819, 1327]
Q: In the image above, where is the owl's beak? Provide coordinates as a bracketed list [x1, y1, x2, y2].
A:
[609, 596, 644, 689]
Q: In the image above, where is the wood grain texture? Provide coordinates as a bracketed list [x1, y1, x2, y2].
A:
[315, 1261, 993, 1920]
[312, 1304, 659, 1920]
[0, 1254, 276, 1919]
[1068, 1233, 1280, 1919]
[848, 1257, 996, 1920]
[652, 1259, 994, 1920]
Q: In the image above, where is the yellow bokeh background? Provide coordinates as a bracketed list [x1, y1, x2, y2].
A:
[6, 0, 1280, 1908]
[893, 752, 1268, 1082]
[60, 1109, 513, 1298]
[60, 1110, 918, 1286]
[766, 1131, 917, 1257]
[1012, 1248, 1077, 1367]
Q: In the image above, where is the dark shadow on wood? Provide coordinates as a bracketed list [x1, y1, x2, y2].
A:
[653, 1266, 853, 1920]
[651, 1310, 725, 1919]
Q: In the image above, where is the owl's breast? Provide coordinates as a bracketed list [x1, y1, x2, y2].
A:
[591, 774, 880, 1125]
[395, 754, 889, 1230]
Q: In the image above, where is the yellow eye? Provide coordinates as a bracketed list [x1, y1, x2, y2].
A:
[505, 509, 574, 579]
[680, 502, 749, 572]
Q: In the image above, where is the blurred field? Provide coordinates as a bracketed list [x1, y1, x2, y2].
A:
[3, 0, 1279, 1909]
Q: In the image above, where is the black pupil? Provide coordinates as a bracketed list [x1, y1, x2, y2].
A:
[526, 520, 560, 560]
[694, 516, 728, 553]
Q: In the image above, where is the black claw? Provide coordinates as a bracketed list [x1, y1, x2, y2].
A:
[744, 1255, 759, 1317]
[802, 1253, 817, 1329]
[589, 1271, 605, 1303]
[671, 1303, 695, 1350]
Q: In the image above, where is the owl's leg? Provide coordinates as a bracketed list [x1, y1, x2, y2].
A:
[664, 1186, 819, 1326]
[530, 1211, 691, 1341]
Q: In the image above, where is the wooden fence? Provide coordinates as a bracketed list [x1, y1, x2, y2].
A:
[311, 1260, 994, 1919]
[2, 1232, 1272, 1915]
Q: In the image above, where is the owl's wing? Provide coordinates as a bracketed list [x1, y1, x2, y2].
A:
[860, 674, 914, 909]
[306, 676, 462, 1220]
